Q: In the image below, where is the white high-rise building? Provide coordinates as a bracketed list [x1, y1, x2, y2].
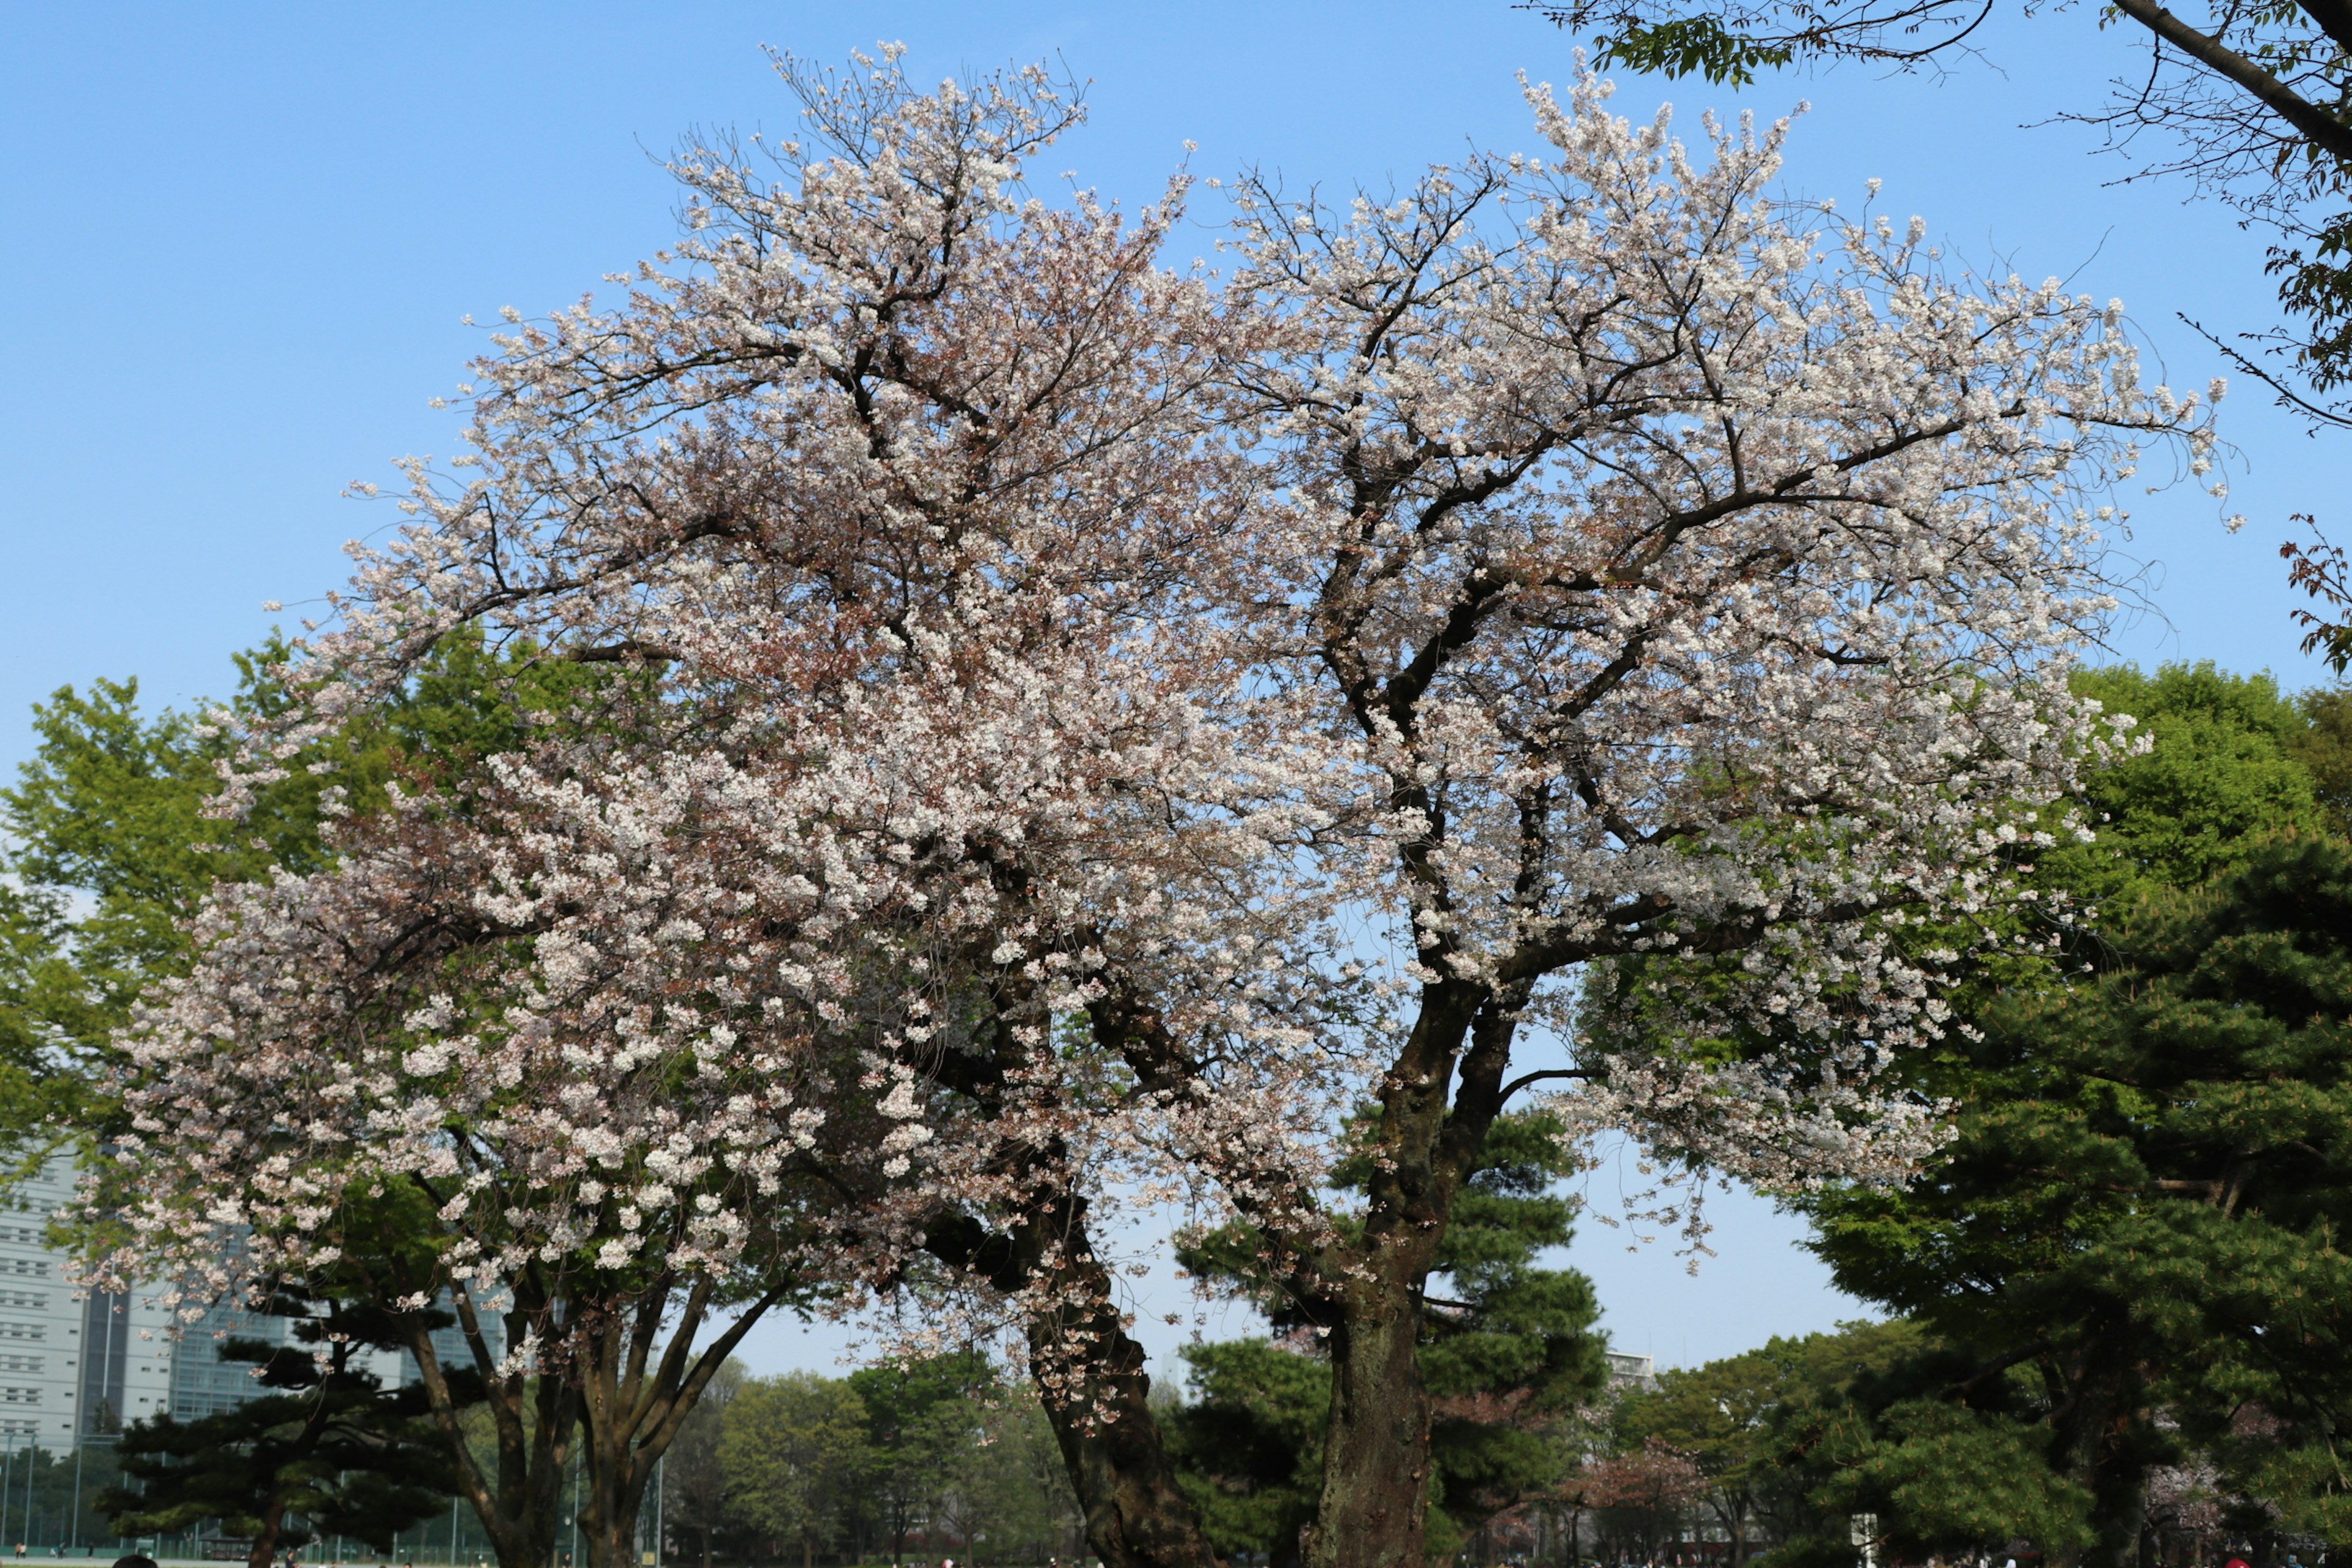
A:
[0, 1156, 175, 1440]
[0, 1155, 427, 1438]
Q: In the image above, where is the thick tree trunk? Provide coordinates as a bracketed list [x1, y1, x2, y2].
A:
[575, 1423, 647, 1568]
[2048, 1323, 2149, 1568]
[574, 1283, 782, 1568]
[1301, 1276, 1433, 1568]
[2087, 1449, 2150, 1568]
[1294, 986, 1515, 1568]
[921, 980, 1219, 1568]
[1027, 1297, 1215, 1568]
[578, 1508, 638, 1568]
[925, 1198, 1216, 1568]
[244, 1496, 290, 1568]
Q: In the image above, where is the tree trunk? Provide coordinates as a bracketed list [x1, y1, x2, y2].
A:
[244, 1496, 290, 1568]
[1296, 986, 1497, 1568]
[386, 1283, 576, 1568]
[576, 1502, 636, 1568]
[2089, 1457, 2149, 1568]
[2048, 1322, 2150, 1568]
[1300, 1274, 1432, 1568]
[921, 984, 1218, 1568]
[925, 1196, 1215, 1568]
[1026, 1295, 1213, 1568]
[571, 1278, 785, 1568]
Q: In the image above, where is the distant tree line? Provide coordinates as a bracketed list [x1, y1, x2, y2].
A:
[659, 1354, 1083, 1568]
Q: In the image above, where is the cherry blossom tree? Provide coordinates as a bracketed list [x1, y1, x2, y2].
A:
[86, 46, 2225, 1568]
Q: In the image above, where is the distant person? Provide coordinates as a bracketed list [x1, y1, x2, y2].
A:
[110, 1555, 158, 1568]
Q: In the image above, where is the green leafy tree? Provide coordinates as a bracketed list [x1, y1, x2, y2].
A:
[718, 1373, 869, 1568]
[1163, 1340, 1328, 1568]
[4, 634, 655, 1568]
[2288, 682, 2352, 836]
[99, 1280, 469, 1568]
[1613, 1348, 1787, 1562]
[1615, 1321, 2092, 1568]
[843, 1352, 994, 1567]
[1594, 665, 2348, 1568]
[0, 633, 611, 1161]
[1814, 1397, 2095, 1567]
[924, 1389, 1085, 1567]
[1808, 833, 2352, 1564]
[1787, 667, 2352, 1568]
[1756, 1327, 2092, 1568]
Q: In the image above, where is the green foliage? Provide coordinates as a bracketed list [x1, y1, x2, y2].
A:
[1420, 1115, 1608, 1551]
[719, 1373, 869, 1561]
[1592, 14, 1793, 83]
[1577, 663, 2316, 1191]
[99, 1281, 467, 1562]
[1806, 1397, 2092, 1565]
[844, 1345, 996, 1561]
[1613, 1321, 2092, 1568]
[0, 631, 616, 1159]
[662, 1354, 1081, 1566]
[2065, 663, 2321, 895]
[1587, 663, 2352, 1560]
[2288, 682, 2352, 838]
[1808, 834, 2352, 1551]
[1163, 1340, 1329, 1566]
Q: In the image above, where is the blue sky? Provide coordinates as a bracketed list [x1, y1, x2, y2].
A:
[2, 1, 2340, 1381]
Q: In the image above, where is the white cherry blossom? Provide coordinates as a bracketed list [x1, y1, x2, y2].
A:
[86, 50, 2218, 1568]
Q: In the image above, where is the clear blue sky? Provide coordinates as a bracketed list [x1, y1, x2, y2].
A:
[2, 1, 2339, 1381]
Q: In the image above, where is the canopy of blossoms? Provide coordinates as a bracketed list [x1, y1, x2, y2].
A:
[81, 45, 2224, 1568]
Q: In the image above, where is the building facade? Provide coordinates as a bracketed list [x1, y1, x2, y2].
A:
[0, 1156, 175, 1441]
[0, 1156, 451, 1439]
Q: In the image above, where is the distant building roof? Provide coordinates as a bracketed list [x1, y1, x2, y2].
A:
[1605, 1350, 1658, 1392]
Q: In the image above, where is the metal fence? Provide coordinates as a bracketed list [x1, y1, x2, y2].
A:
[0, 1435, 659, 1568]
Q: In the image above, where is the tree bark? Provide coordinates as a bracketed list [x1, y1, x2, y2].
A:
[914, 972, 1219, 1568]
[573, 1280, 785, 1568]
[2046, 1322, 2147, 1568]
[1027, 1300, 1214, 1568]
[389, 1283, 576, 1568]
[1301, 1273, 1433, 1568]
[924, 1198, 1216, 1568]
[244, 1494, 292, 1568]
[1297, 986, 1499, 1568]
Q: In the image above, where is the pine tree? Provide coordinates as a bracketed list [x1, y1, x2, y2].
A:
[100, 1283, 473, 1568]
[1589, 663, 2352, 1567]
[1809, 831, 2352, 1562]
